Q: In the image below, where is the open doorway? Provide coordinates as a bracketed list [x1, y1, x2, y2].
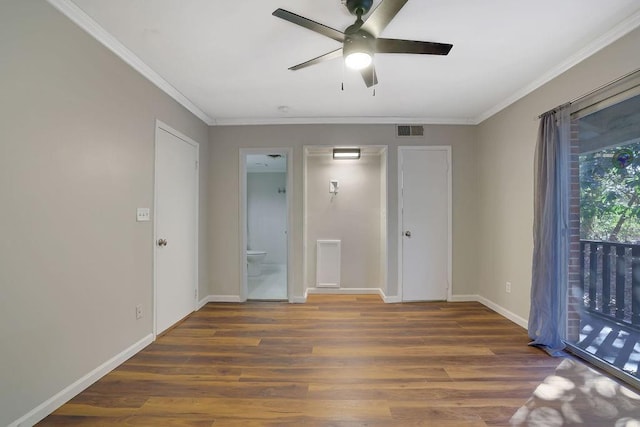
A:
[240, 148, 292, 301]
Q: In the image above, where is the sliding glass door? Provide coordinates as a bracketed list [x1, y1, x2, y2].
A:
[566, 78, 640, 387]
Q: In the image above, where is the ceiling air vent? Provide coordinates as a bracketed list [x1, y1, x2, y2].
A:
[396, 125, 424, 137]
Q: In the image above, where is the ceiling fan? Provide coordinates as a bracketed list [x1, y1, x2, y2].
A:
[272, 0, 453, 88]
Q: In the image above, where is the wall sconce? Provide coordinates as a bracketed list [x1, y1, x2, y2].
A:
[333, 148, 361, 159]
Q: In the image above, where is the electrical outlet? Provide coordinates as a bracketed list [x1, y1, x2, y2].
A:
[135, 304, 143, 319]
[505, 282, 512, 293]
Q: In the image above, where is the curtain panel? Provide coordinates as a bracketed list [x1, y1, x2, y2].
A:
[529, 107, 570, 356]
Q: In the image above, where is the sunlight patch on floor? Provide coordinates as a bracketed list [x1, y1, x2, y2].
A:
[510, 358, 640, 426]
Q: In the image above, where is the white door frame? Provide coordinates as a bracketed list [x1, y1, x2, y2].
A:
[153, 120, 199, 337]
[239, 147, 293, 302]
[397, 146, 452, 302]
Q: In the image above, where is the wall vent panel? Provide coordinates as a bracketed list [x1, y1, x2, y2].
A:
[316, 240, 340, 288]
[396, 125, 424, 137]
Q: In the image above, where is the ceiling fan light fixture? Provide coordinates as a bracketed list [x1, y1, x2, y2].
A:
[345, 52, 372, 70]
[343, 32, 374, 70]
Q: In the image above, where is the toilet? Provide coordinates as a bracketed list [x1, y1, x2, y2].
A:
[247, 250, 267, 276]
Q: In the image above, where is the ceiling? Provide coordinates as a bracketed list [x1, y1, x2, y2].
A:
[52, 0, 640, 126]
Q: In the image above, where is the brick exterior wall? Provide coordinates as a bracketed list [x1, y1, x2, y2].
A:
[566, 118, 582, 342]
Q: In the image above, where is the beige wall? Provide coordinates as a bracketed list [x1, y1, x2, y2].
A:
[476, 26, 640, 321]
[0, 1, 209, 425]
[208, 124, 478, 300]
[306, 153, 383, 289]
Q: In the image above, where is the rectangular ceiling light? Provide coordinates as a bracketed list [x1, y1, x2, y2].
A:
[333, 148, 361, 159]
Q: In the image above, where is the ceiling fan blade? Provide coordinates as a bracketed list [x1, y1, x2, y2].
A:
[360, 0, 408, 37]
[273, 9, 345, 43]
[375, 38, 453, 55]
[360, 64, 378, 88]
[289, 48, 343, 71]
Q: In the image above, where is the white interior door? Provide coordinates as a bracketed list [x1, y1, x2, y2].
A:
[155, 124, 198, 334]
[400, 146, 451, 301]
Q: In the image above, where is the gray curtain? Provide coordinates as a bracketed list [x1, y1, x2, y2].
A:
[529, 107, 570, 356]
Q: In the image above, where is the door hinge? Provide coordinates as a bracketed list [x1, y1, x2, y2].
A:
[195, 160, 199, 170]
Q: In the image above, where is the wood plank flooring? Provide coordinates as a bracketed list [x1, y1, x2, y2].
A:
[40, 295, 560, 426]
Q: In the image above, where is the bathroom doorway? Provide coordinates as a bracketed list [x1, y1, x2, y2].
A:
[240, 148, 292, 301]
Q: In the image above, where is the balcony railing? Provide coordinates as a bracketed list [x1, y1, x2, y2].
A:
[580, 240, 640, 327]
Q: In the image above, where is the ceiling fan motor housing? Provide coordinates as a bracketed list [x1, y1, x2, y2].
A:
[345, 0, 373, 16]
[343, 30, 375, 58]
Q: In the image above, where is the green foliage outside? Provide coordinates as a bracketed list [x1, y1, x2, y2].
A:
[580, 142, 640, 243]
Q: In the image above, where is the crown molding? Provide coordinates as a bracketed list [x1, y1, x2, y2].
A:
[212, 116, 476, 126]
[474, 9, 640, 125]
[46, 0, 216, 126]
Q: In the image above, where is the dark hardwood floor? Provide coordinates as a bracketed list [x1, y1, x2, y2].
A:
[40, 295, 560, 426]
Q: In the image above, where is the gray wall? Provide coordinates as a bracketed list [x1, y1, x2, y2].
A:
[476, 26, 640, 321]
[208, 124, 479, 300]
[0, 1, 209, 425]
[306, 153, 383, 289]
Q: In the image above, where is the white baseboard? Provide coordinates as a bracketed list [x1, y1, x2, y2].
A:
[10, 333, 154, 427]
[306, 287, 383, 296]
[197, 295, 212, 310]
[449, 294, 480, 302]
[296, 288, 399, 303]
[476, 295, 528, 329]
[289, 296, 307, 303]
[377, 288, 401, 303]
[204, 295, 243, 303]
[200, 292, 527, 329]
[449, 294, 528, 329]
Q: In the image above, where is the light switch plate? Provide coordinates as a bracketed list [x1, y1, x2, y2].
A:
[136, 208, 150, 222]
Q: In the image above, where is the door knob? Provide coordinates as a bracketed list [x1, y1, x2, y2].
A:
[404, 231, 411, 237]
[157, 238, 168, 247]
